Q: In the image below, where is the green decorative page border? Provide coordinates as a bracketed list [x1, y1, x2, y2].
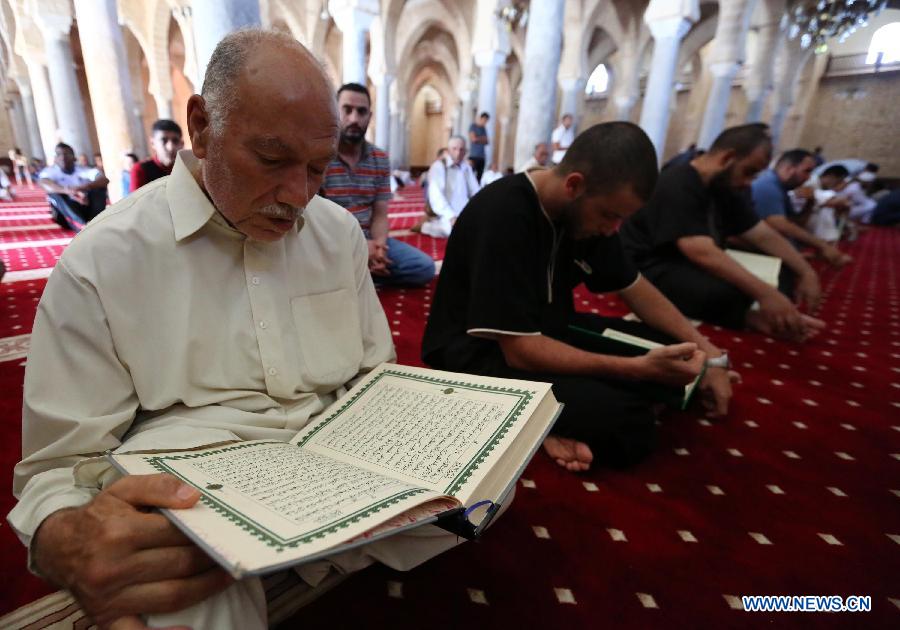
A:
[146, 441, 427, 551]
[295, 369, 536, 495]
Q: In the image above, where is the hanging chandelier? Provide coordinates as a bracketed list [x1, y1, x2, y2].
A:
[785, 0, 888, 52]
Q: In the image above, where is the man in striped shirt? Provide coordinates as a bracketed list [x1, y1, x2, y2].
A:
[320, 83, 435, 286]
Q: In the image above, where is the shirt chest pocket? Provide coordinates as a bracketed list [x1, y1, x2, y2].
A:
[291, 289, 364, 385]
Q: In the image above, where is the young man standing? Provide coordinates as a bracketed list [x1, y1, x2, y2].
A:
[468, 112, 490, 182]
[130, 119, 184, 192]
[319, 83, 435, 286]
[423, 122, 735, 472]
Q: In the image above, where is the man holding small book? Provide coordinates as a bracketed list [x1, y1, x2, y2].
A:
[619, 124, 826, 342]
[9, 31, 464, 630]
[423, 122, 737, 473]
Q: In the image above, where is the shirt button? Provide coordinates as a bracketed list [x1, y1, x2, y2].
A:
[268, 367, 278, 376]
[259, 321, 267, 329]
[251, 277, 260, 285]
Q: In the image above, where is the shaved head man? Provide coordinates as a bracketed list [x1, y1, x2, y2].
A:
[11, 30, 460, 629]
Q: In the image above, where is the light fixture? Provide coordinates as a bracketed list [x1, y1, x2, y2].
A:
[786, 0, 887, 52]
[496, 2, 528, 32]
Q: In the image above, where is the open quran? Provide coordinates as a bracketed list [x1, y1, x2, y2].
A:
[109, 363, 562, 578]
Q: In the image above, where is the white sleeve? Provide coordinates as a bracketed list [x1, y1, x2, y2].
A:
[8, 260, 140, 561]
[349, 220, 395, 370]
[427, 162, 454, 219]
[551, 127, 562, 143]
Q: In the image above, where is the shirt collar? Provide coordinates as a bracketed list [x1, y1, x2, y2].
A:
[336, 140, 373, 168]
[166, 150, 304, 242]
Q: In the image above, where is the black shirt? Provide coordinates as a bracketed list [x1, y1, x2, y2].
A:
[619, 163, 760, 272]
[422, 173, 639, 370]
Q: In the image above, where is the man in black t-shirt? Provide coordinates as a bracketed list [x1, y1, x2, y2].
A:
[620, 124, 824, 341]
[423, 123, 736, 472]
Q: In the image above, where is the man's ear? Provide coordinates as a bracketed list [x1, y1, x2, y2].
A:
[186, 95, 211, 159]
[718, 148, 737, 171]
[563, 171, 587, 200]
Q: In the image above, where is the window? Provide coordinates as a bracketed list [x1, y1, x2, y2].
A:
[585, 63, 609, 96]
[866, 22, 900, 64]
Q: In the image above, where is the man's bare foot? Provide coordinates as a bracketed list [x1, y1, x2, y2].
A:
[543, 435, 593, 472]
[746, 311, 826, 343]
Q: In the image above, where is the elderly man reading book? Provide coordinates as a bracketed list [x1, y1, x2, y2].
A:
[9, 30, 470, 630]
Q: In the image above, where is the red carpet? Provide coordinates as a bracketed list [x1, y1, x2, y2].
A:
[1, 186, 898, 627]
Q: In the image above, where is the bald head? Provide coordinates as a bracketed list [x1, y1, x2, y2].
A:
[187, 29, 340, 243]
[201, 29, 334, 133]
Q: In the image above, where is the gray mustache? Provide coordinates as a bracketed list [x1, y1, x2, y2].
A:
[256, 204, 301, 220]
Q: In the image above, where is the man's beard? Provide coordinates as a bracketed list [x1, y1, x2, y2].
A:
[710, 167, 735, 193]
[340, 125, 366, 145]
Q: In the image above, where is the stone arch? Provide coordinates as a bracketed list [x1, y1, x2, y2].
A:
[407, 66, 455, 167]
[390, 0, 471, 84]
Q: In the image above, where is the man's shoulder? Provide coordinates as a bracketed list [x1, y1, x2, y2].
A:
[60, 179, 172, 270]
[462, 175, 537, 221]
[307, 195, 362, 231]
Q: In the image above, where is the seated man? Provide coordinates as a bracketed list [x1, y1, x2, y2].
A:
[420, 135, 480, 238]
[39, 142, 109, 231]
[423, 122, 735, 472]
[319, 82, 434, 286]
[518, 142, 550, 172]
[10, 30, 461, 629]
[620, 124, 824, 342]
[818, 164, 876, 225]
[130, 118, 184, 192]
[751, 148, 851, 267]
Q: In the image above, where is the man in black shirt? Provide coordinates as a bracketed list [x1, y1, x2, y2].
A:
[423, 123, 736, 472]
[620, 124, 825, 341]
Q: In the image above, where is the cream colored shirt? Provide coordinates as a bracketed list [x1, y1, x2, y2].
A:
[9, 150, 395, 550]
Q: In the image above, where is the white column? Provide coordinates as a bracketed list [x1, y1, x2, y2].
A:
[697, 61, 740, 147]
[398, 111, 409, 166]
[73, 0, 144, 201]
[559, 76, 586, 125]
[696, 0, 757, 148]
[15, 80, 45, 161]
[39, 17, 93, 155]
[458, 89, 474, 137]
[513, 0, 565, 170]
[497, 115, 510, 171]
[154, 95, 173, 120]
[329, 0, 378, 85]
[639, 16, 694, 161]
[475, 50, 506, 167]
[769, 38, 814, 149]
[24, 60, 59, 162]
[192, 0, 261, 81]
[373, 74, 392, 151]
[744, 11, 785, 121]
[388, 110, 401, 168]
[8, 96, 30, 156]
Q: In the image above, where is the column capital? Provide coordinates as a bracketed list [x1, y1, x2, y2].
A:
[646, 15, 694, 41]
[14, 77, 32, 98]
[558, 76, 586, 91]
[644, 0, 699, 25]
[708, 60, 741, 79]
[474, 49, 506, 70]
[370, 72, 394, 87]
[328, 0, 378, 34]
[34, 13, 72, 40]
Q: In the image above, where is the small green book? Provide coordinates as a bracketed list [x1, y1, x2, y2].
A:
[567, 325, 706, 410]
